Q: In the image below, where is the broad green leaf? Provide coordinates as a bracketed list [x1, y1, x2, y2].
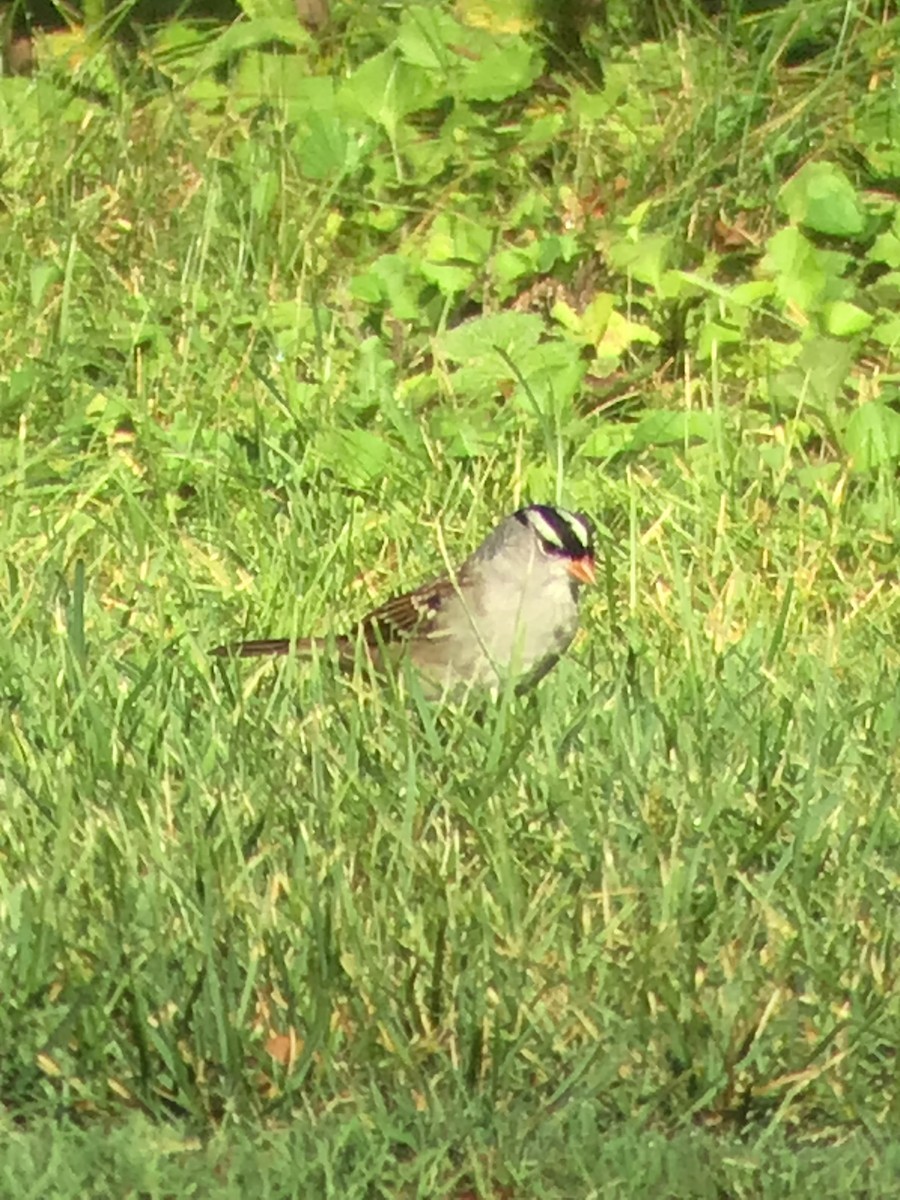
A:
[30, 262, 61, 310]
[537, 235, 578, 271]
[628, 410, 717, 450]
[510, 342, 586, 418]
[461, 40, 540, 102]
[729, 280, 777, 307]
[768, 337, 854, 416]
[696, 320, 743, 360]
[569, 292, 615, 344]
[430, 411, 499, 458]
[283, 75, 336, 118]
[185, 78, 229, 109]
[340, 52, 443, 131]
[852, 88, 900, 176]
[779, 162, 866, 238]
[760, 227, 850, 313]
[292, 111, 354, 180]
[150, 21, 217, 83]
[519, 111, 565, 148]
[581, 411, 716, 459]
[795, 338, 855, 407]
[843, 401, 900, 471]
[579, 424, 642, 458]
[871, 311, 900, 351]
[2, 366, 38, 419]
[606, 234, 672, 291]
[492, 245, 540, 287]
[594, 310, 659, 362]
[438, 312, 544, 361]
[396, 6, 467, 71]
[823, 301, 873, 338]
[234, 51, 322, 113]
[315, 429, 395, 488]
[419, 262, 474, 296]
[205, 16, 310, 67]
[869, 225, 900, 269]
[350, 256, 423, 320]
[339, 50, 396, 120]
[423, 214, 493, 266]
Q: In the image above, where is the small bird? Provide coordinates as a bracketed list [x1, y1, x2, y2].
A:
[213, 504, 595, 696]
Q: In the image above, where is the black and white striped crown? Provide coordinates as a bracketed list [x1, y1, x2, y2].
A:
[516, 504, 594, 559]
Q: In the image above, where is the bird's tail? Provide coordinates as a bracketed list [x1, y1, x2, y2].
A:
[211, 637, 320, 658]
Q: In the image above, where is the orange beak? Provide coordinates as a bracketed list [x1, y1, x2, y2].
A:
[567, 555, 596, 585]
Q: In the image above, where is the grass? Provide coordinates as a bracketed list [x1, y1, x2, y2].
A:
[4, 1114, 900, 1197]
[1, 0, 899, 1193]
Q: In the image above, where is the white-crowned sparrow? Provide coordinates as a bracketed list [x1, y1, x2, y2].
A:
[213, 504, 595, 696]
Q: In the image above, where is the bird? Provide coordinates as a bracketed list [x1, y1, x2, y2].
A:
[212, 504, 595, 697]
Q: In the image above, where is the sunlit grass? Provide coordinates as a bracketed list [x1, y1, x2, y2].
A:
[0, 1, 898, 1193]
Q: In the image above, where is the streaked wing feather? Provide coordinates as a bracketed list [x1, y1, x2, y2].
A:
[360, 580, 448, 642]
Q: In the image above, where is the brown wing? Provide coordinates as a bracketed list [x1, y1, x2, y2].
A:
[358, 580, 449, 645]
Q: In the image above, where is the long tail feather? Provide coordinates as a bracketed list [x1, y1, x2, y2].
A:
[211, 637, 318, 658]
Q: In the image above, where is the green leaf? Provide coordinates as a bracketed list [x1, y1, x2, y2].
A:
[870, 311, 900, 351]
[315, 429, 395, 488]
[206, 17, 310, 67]
[778, 162, 867, 238]
[696, 320, 743, 361]
[396, 6, 467, 71]
[184, 78, 230, 109]
[579, 424, 642, 459]
[797, 338, 856, 407]
[492, 245, 540, 287]
[589, 308, 659, 364]
[580, 411, 716, 459]
[510, 342, 586, 418]
[628, 410, 717, 450]
[30, 262, 61, 309]
[339, 50, 396, 121]
[284, 75, 337, 119]
[418, 210, 492, 294]
[394, 8, 539, 105]
[606, 234, 673, 291]
[843, 401, 900, 471]
[233, 51, 323, 114]
[768, 337, 855, 416]
[430, 411, 499, 458]
[350, 255, 423, 320]
[822, 301, 872, 338]
[438, 312, 544, 362]
[341, 51, 443, 127]
[760, 227, 850, 313]
[292, 111, 354, 179]
[419, 262, 475, 296]
[852, 88, 900, 176]
[869, 224, 900, 269]
[422, 213, 493, 267]
[492, 235, 574, 290]
[150, 21, 218, 84]
[461, 40, 541, 102]
[729, 280, 777, 307]
[1, 366, 38, 420]
[439, 316, 573, 408]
